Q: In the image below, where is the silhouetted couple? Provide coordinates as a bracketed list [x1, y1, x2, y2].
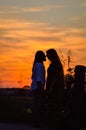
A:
[30, 48, 65, 127]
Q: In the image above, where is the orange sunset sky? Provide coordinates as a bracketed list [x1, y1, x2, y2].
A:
[0, 0, 86, 88]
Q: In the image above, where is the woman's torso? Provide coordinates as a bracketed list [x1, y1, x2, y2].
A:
[30, 62, 45, 91]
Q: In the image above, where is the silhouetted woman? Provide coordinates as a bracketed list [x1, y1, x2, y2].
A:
[46, 48, 65, 111]
[30, 50, 46, 126]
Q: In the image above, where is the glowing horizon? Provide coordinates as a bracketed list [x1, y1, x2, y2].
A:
[0, 0, 86, 88]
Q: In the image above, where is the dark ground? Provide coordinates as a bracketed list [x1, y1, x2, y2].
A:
[0, 94, 86, 130]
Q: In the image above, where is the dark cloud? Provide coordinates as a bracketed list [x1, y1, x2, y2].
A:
[64, 29, 86, 37]
[0, 36, 22, 43]
[0, 67, 7, 71]
[27, 36, 62, 42]
[12, 55, 29, 62]
[76, 48, 86, 53]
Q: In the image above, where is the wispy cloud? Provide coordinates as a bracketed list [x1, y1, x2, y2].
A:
[80, 2, 86, 7]
[22, 4, 64, 12]
[0, 18, 86, 45]
[69, 17, 80, 21]
[0, 4, 64, 15]
[82, 11, 86, 16]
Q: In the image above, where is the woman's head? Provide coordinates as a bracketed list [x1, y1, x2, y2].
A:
[46, 48, 60, 62]
[35, 50, 46, 62]
[32, 50, 46, 72]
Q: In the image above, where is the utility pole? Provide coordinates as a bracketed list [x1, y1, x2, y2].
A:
[18, 72, 23, 88]
[67, 49, 71, 69]
[67, 49, 74, 75]
[58, 49, 66, 68]
[0, 79, 2, 88]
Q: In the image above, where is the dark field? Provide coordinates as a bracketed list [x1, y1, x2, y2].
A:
[0, 95, 33, 124]
[0, 92, 86, 129]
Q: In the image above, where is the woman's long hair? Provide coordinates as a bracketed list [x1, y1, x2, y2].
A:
[46, 48, 65, 86]
[46, 48, 62, 69]
[31, 50, 45, 78]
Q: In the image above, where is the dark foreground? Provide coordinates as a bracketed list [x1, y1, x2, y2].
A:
[0, 123, 86, 130]
[0, 94, 86, 130]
